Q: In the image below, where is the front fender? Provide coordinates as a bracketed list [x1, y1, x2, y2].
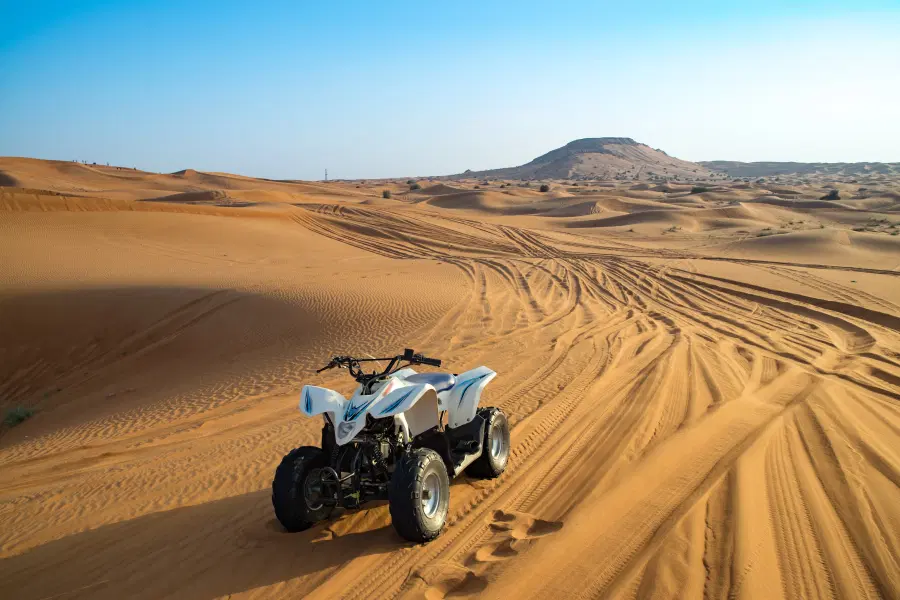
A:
[372, 383, 440, 438]
[299, 385, 346, 425]
[371, 383, 431, 418]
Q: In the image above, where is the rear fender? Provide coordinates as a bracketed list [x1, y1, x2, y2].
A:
[445, 367, 496, 428]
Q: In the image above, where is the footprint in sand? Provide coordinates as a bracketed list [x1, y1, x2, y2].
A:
[410, 510, 562, 599]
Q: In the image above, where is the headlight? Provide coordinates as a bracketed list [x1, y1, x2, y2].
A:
[338, 421, 356, 438]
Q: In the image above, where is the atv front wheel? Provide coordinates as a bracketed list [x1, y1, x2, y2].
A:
[467, 407, 510, 479]
[272, 446, 333, 532]
[389, 448, 450, 543]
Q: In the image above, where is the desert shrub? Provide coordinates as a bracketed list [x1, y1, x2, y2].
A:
[4, 406, 34, 427]
[539, 184, 550, 192]
[382, 190, 392, 199]
[474, 185, 480, 189]
[691, 186, 710, 194]
[409, 183, 421, 190]
[406, 179, 414, 184]
[821, 189, 840, 200]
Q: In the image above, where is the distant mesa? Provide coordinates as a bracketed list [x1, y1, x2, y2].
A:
[449, 137, 712, 181]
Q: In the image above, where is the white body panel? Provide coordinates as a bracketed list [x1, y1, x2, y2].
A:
[444, 367, 497, 428]
[299, 366, 496, 445]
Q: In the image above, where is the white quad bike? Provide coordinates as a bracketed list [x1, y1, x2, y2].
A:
[272, 349, 510, 543]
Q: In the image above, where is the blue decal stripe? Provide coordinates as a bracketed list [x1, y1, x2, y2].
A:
[457, 373, 489, 406]
[380, 388, 416, 415]
[344, 396, 378, 421]
[304, 389, 312, 413]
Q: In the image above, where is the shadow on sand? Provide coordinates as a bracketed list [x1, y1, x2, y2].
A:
[1, 489, 407, 600]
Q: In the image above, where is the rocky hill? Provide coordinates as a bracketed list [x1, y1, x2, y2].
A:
[451, 138, 711, 181]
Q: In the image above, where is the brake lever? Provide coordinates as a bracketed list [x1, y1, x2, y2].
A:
[316, 358, 340, 373]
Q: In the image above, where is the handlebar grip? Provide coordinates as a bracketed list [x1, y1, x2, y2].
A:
[421, 357, 442, 367]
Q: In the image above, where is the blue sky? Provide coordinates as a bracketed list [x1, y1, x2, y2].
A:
[1, 1, 898, 179]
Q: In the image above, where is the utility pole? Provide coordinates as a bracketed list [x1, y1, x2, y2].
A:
[325, 168, 328, 182]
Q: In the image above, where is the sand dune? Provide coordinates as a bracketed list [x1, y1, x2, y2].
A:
[422, 190, 549, 214]
[706, 228, 900, 268]
[419, 183, 466, 195]
[1, 159, 899, 600]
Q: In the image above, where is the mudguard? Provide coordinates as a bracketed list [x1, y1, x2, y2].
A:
[299, 378, 440, 446]
[298, 385, 346, 424]
[299, 384, 380, 445]
[371, 384, 431, 418]
[445, 366, 496, 428]
[373, 383, 440, 440]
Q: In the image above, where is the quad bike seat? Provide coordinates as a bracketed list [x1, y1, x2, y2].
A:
[403, 372, 457, 393]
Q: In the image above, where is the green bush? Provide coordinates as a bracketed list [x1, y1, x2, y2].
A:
[821, 189, 840, 200]
[4, 406, 35, 428]
[539, 184, 550, 192]
[691, 186, 710, 194]
[382, 190, 392, 199]
[409, 183, 421, 190]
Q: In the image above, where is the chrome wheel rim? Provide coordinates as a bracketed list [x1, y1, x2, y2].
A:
[491, 425, 505, 459]
[422, 472, 441, 518]
[303, 469, 325, 511]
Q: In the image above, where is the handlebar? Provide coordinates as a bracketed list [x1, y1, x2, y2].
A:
[402, 348, 442, 367]
[315, 349, 442, 384]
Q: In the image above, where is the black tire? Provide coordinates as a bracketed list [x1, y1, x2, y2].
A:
[272, 446, 332, 532]
[466, 407, 510, 479]
[389, 448, 450, 543]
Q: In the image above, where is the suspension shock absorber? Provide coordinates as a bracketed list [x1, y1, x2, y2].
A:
[330, 443, 340, 470]
[371, 440, 390, 481]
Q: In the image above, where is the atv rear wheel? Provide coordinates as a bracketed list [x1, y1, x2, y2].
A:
[272, 446, 333, 532]
[389, 448, 450, 543]
[466, 407, 510, 479]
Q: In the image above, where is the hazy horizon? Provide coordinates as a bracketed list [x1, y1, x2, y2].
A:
[2, 1, 898, 180]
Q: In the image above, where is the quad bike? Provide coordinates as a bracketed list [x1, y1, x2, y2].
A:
[272, 349, 510, 542]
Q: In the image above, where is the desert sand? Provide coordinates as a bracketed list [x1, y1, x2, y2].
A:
[1, 157, 899, 599]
